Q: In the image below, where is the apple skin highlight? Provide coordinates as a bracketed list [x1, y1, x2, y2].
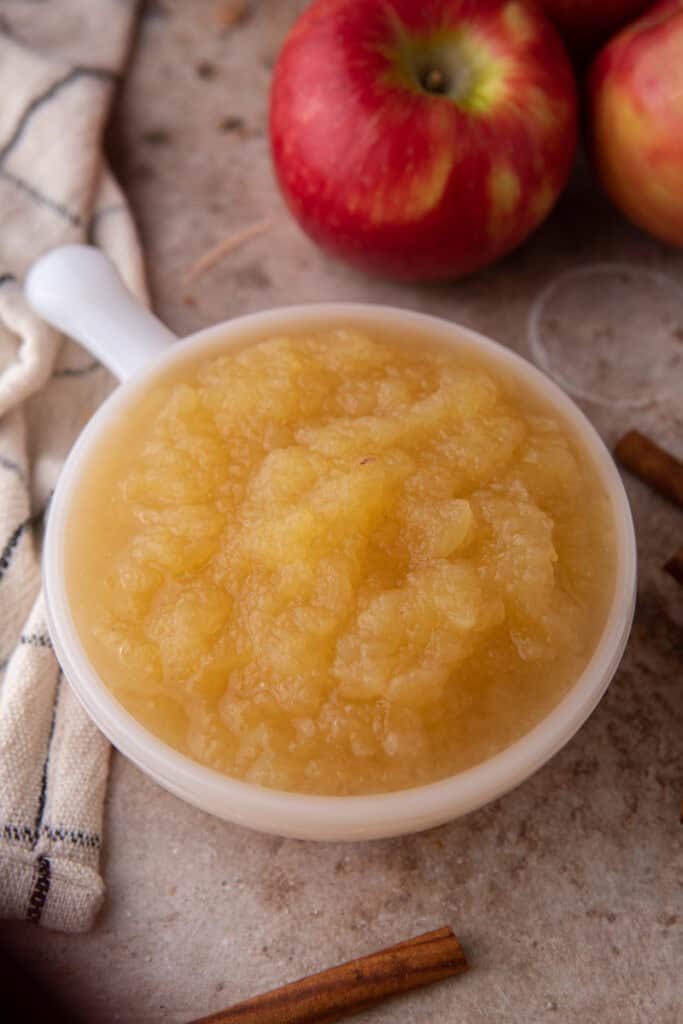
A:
[589, 0, 683, 248]
[270, 0, 578, 282]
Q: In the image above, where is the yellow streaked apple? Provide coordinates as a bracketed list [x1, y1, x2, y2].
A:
[589, 0, 683, 247]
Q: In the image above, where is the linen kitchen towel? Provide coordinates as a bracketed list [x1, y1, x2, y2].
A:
[0, 0, 146, 932]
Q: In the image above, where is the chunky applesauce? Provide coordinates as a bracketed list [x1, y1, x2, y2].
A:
[67, 327, 615, 795]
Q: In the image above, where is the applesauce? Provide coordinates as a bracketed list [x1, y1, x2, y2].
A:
[66, 326, 615, 795]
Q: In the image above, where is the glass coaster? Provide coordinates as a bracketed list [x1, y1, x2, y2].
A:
[528, 263, 683, 409]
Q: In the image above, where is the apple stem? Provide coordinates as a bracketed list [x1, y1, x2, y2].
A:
[420, 66, 449, 95]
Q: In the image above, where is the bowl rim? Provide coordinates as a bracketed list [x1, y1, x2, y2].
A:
[43, 302, 637, 840]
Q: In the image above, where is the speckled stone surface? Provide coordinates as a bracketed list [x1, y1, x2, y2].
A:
[4, 2, 682, 1021]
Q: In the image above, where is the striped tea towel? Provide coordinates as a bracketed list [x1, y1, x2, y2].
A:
[0, 0, 145, 932]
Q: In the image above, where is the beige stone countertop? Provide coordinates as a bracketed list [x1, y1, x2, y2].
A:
[5, 2, 682, 1021]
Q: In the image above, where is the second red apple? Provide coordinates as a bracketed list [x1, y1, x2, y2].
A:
[588, 0, 683, 247]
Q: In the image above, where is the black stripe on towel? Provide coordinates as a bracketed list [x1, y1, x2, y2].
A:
[0, 66, 117, 165]
[31, 672, 61, 851]
[42, 826, 101, 850]
[26, 855, 51, 924]
[0, 516, 31, 583]
[20, 633, 52, 649]
[54, 359, 102, 378]
[0, 453, 25, 481]
[0, 168, 81, 226]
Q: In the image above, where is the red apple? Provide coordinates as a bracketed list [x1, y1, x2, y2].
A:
[269, 0, 578, 282]
[588, 0, 683, 247]
[537, 1, 654, 58]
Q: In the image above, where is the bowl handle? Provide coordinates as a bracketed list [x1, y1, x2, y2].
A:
[25, 245, 178, 381]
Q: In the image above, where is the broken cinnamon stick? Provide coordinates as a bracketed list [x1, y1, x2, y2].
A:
[184, 218, 273, 285]
[664, 548, 683, 586]
[615, 430, 683, 510]
[187, 926, 467, 1024]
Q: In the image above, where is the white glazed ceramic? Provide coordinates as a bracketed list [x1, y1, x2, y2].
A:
[26, 245, 637, 841]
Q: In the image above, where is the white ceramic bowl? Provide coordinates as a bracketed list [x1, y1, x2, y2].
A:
[27, 246, 637, 841]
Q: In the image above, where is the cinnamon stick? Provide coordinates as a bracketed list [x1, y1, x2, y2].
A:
[187, 926, 468, 1024]
[615, 430, 683, 510]
[664, 548, 683, 586]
